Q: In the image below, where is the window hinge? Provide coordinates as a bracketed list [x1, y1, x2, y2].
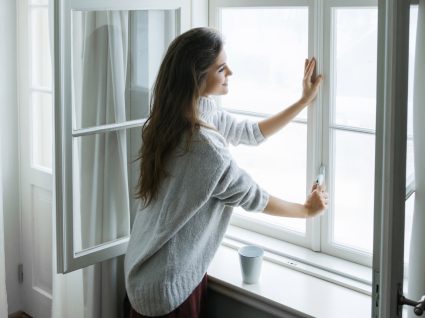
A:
[18, 263, 23, 284]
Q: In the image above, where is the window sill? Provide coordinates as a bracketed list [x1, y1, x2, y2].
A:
[207, 226, 372, 318]
[224, 225, 372, 291]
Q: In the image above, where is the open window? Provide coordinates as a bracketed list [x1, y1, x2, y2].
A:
[54, 0, 190, 273]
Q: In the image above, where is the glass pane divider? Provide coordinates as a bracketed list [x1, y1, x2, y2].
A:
[72, 118, 147, 137]
[31, 86, 52, 94]
[73, 237, 129, 258]
[329, 124, 375, 135]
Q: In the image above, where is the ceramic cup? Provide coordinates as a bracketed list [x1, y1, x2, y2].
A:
[238, 245, 264, 284]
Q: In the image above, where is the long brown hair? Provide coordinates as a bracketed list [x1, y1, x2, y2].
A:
[135, 27, 223, 206]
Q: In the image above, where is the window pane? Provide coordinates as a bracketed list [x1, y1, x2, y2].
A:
[32, 92, 52, 170]
[71, 10, 176, 130]
[332, 8, 378, 130]
[404, 193, 414, 264]
[332, 130, 375, 253]
[230, 115, 307, 233]
[406, 6, 418, 182]
[220, 7, 309, 119]
[72, 127, 140, 252]
[31, 8, 52, 88]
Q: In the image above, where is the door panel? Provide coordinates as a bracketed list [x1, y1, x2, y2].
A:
[19, 0, 54, 316]
[22, 184, 53, 318]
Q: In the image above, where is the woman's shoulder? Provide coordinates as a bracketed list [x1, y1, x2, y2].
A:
[191, 127, 230, 162]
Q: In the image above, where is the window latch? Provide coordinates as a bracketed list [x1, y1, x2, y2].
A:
[315, 165, 325, 186]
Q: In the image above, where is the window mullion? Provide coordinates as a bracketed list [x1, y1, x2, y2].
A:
[320, 0, 334, 258]
[306, 0, 324, 252]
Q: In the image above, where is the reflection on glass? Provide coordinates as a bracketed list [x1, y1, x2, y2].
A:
[333, 8, 378, 130]
[31, 8, 52, 88]
[404, 193, 414, 264]
[406, 6, 418, 183]
[333, 130, 375, 253]
[32, 92, 52, 170]
[220, 7, 309, 119]
[231, 115, 307, 233]
[71, 10, 177, 130]
[72, 127, 141, 252]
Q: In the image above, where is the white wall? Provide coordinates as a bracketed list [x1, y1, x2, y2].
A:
[0, 0, 22, 314]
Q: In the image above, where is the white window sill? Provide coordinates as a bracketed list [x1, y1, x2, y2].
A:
[207, 226, 372, 318]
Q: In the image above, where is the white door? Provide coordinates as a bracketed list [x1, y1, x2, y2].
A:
[18, 0, 54, 316]
[372, 0, 424, 317]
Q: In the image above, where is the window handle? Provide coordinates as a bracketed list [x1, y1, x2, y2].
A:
[399, 288, 425, 316]
[315, 166, 326, 186]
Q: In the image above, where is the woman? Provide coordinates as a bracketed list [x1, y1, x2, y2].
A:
[124, 27, 327, 318]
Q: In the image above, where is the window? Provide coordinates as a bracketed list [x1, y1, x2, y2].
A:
[55, 0, 191, 273]
[55, 0, 417, 276]
[219, 5, 310, 247]
[210, 0, 417, 268]
[29, 0, 53, 172]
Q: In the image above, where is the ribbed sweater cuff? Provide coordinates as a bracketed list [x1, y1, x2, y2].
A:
[253, 122, 266, 144]
[250, 190, 269, 213]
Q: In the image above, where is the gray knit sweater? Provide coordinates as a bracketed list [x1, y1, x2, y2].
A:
[124, 96, 269, 316]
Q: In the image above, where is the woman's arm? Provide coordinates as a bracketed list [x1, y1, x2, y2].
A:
[258, 58, 323, 139]
[263, 184, 328, 218]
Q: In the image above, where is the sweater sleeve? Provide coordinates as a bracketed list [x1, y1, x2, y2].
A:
[211, 153, 269, 212]
[213, 109, 265, 146]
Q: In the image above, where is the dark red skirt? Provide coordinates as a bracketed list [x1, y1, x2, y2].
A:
[127, 275, 208, 318]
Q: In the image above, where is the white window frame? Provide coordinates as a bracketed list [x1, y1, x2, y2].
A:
[209, 0, 320, 250]
[54, 0, 191, 274]
[209, 0, 398, 268]
[320, 0, 379, 267]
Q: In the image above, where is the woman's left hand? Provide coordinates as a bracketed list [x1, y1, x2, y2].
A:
[300, 57, 323, 106]
[304, 183, 328, 217]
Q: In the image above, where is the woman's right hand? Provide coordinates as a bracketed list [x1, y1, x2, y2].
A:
[299, 57, 323, 107]
[304, 183, 328, 217]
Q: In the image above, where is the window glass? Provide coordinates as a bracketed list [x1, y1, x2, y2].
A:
[230, 115, 307, 234]
[71, 10, 176, 130]
[31, 8, 52, 88]
[406, 5, 418, 182]
[332, 8, 378, 130]
[220, 7, 309, 120]
[72, 127, 140, 252]
[332, 130, 375, 253]
[32, 92, 52, 170]
[404, 193, 414, 264]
